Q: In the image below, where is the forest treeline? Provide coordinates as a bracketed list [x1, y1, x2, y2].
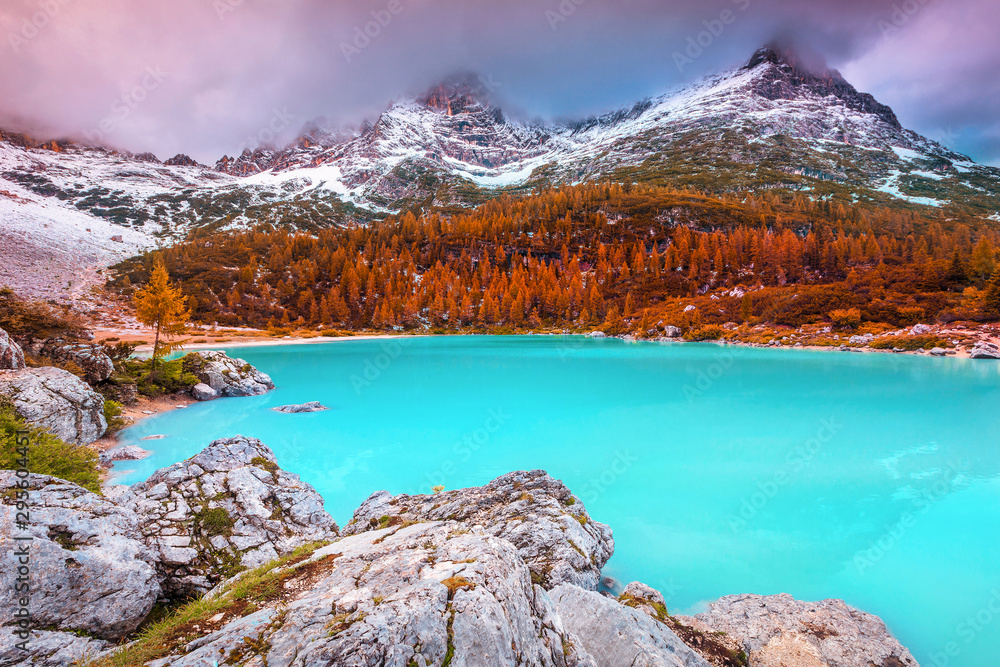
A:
[112, 183, 1000, 333]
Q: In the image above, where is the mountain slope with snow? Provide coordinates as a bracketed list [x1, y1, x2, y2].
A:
[2, 45, 999, 301]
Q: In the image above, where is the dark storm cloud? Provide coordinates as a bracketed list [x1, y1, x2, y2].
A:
[1, 0, 999, 165]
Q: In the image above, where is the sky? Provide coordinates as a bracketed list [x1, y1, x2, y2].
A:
[1, 0, 999, 166]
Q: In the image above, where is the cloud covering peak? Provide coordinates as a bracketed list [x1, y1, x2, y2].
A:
[1, 0, 998, 165]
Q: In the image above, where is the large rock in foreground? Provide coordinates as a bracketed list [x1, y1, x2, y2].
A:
[343, 469, 615, 590]
[0, 473, 160, 640]
[123, 436, 338, 597]
[679, 593, 919, 667]
[144, 522, 595, 667]
[0, 327, 25, 370]
[0, 366, 107, 444]
[551, 584, 711, 667]
[189, 350, 274, 396]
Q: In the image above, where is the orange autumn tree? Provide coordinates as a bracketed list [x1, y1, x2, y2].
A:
[133, 257, 190, 365]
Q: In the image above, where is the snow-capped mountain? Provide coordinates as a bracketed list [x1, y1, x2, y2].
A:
[2, 44, 999, 300]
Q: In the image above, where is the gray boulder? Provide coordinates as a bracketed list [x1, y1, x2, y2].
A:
[0, 327, 24, 370]
[679, 593, 918, 667]
[343, 469, 614, 590]
[0, 629, 108, 667]
[970, 341, 1000, 359]
[99, 445, 151, 465]
[189, 350, 274, 396]
[31, 338, 114, 384]
[663, 326, 683, 338]
[146, 522, 596, 667]
[551, 584, 711, 667]
[0, 473, 160, 640]
[272, 400, 328, 413]
[0, 367, 107, 444]
[190, 382, 218, 401]
[123, 436, 339, 598]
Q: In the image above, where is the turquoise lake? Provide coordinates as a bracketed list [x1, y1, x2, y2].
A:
[113, 336, 1000, 666]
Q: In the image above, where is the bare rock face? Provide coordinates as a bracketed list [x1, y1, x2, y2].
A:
[0, 327, 25, 370]
[122, 436, 338, 598]
[550, 584, 711, 667]
[30, 338, 115, 384]
[0, 473, 160, 641]
[150, 522, 596, 667]
[678, 593, 919, 667]
[189, 350, 274, 397]
[0, 629, 108, 667]
[342, 469, 615, 590]
[0, 366, 107, 444]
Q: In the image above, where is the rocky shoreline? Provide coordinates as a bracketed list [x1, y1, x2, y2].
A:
[0, 328, 932, 665]
[1, 435, 920, 667]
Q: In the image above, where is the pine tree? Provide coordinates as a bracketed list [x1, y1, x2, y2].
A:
[985, 268, 1000, 319]
[133, 258, 190, 365]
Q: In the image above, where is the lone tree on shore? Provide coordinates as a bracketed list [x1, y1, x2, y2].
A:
[133, 258, 190, 365]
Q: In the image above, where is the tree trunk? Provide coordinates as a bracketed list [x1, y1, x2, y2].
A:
[152, 321, 161, 368]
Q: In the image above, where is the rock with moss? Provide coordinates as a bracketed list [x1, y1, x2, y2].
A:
[122, 435, 338, 598]
[189, 350, 274, 397]
[0, 327, 24, 370]
[342, 469, 614, 590]
[551, 583, 711, 667]
[139, 522, 597, 667]
[0, 472, 160, 640]
[676, 593, 919, 667]
[0, 366, 107, 444]
[30, 338, 115, 384]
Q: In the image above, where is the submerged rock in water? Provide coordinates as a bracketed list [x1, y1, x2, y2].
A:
[272, 401, 328, 413]
[0, 327, 25, 370]
[0, 366, 107, 444]
[122, 435, 339, 598]
[343, 469, 614, 590]
[677, 593, 919, 667]
[150, 522, 595, 667]
[189, 350, 274, 397]
[0, 473, 160, 641]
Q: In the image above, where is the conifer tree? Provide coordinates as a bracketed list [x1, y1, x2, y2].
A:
[133, 258, 190, 365]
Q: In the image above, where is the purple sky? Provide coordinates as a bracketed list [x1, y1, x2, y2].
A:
[1, 0, 998, 165]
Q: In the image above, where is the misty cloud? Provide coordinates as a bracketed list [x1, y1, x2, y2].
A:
[1, 0, 998, 165]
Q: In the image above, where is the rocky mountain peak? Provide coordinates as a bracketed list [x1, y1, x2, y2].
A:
[743, 41, 902, 129]
[417, 72, 498, 116]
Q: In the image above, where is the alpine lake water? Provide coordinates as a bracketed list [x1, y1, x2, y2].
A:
[113, 336, 1000, 667]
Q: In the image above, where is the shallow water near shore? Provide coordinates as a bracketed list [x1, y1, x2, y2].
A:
[113, 336, 1000, 666]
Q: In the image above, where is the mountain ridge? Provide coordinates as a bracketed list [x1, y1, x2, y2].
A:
[1, 43, 998, 302]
